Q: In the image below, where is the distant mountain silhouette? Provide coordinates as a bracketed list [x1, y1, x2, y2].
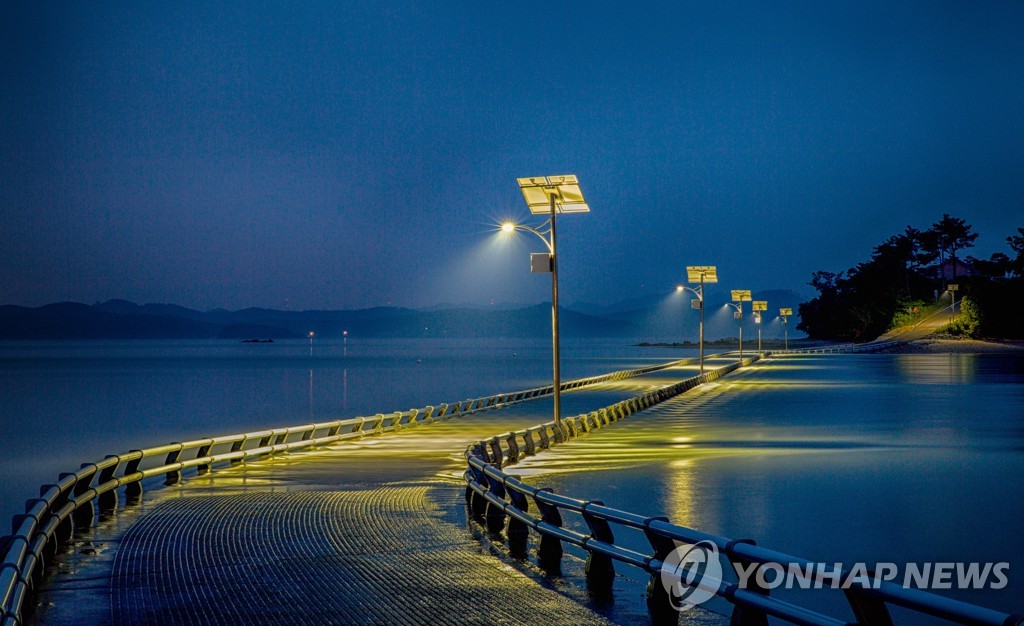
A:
[0, 300, 629, 340]
[0, 294, 804, 340]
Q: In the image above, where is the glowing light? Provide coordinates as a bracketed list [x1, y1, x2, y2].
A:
[500, 221, 515, 233]
[676, 285, 684, 292]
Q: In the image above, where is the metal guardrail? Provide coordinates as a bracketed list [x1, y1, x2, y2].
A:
[0, 353, 711, 626]
[773, 338, 901, 355]
[464, 351, 1021, 626]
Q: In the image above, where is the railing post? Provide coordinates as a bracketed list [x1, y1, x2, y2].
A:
[483, 472, 507, 534]
[843, 579, 894, 625]
[487, 439, 503, 469]
[465, 447, 489, 519]
[98, 456, 120, 513]
[124, 451, 144, 500]
[196, 444, 212, 475]
[643, 516, 680, 625]
[505, 481, 530, 559]
[581, 501, 615, 594]
[164, 446, 182, 485]
[551, 422, 565, 444]
[565, 417, 579, 438]
[504, 433, 520, 464]
[521, 431, 537, 456]
[70, 469, 94, 529]
[229, 438, 246, 466]
[537, 427, 550, 449]
[533, 488, 563, 574]
[725, 539, 770, 626]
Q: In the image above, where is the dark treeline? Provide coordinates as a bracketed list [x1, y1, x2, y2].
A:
[799, 215, 1024, 341]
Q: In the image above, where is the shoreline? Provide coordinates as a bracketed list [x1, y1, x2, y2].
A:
[884, 338, 1024, 354]
[638, 339, 1024, 354]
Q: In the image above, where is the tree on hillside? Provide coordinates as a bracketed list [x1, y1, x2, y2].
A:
[930, 214, 978, 279]
[1009, 227, 1024, 277]
[968, 253, 1011, 278]
[872, 227, 922, 296]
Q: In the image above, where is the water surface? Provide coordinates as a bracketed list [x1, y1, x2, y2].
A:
[511, 353, 1024, 617]
[0, 337, 686, 519]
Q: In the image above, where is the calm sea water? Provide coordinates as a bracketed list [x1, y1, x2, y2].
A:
[0, 337, 685, 519]
[512, 352, 1024, 617]
[4, 341, 1022, 618]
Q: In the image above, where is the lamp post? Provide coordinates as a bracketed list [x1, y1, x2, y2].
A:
[727, 290, 752, 361]
[752, 300, 767, 353]
[500, 175, 590, 424]
[780, 308, 792, 351]
[679, 266, 718, 376]
[947, 284, 959, 325]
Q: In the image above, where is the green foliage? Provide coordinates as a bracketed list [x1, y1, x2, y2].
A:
[799, 218, 1021, 341]
[888, 299, 929, 331]
[1009, 227, 1024, 277]
[944, 297, 982, 338]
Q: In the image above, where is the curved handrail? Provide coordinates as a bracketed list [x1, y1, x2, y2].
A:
[0, 351, 711, 625]
[772, 338, 901, 356]
[463, 353, 1021, 626]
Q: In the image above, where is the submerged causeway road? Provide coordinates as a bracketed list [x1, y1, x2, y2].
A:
[31, 355, 753, 626]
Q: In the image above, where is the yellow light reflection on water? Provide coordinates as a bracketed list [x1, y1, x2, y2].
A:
[895, 354, 978, 384]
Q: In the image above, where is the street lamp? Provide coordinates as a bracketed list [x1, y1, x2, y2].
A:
[680, 266, 717, 375]
[946, 284, 959, 325]
[780, 308, 793, 350]
[500, 175, 590, 424]
[726, 290, 752, 361]
[752, 300, 768, 353]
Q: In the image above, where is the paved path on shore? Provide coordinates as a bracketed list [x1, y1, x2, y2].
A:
[33, 356, 745, 626]
[878, 301, 958, 342]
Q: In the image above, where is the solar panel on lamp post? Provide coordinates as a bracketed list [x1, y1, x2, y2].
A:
[684, 266, 718, 376]
[728, 290, 752, 361]
[753, 301, 768, 353]
[780, 308, 793, 351]
[499, 175, 590, 425]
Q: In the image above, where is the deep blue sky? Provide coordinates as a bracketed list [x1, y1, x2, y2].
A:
[2, 1, 1022, 310]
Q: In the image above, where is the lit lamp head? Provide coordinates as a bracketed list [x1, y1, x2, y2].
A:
[500, 221, 516, 233]
[676, 285, 684, 292]
[729, 290, 751, 319]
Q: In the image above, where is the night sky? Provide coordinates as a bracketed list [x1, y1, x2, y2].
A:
[3, 1, 1023, 311]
